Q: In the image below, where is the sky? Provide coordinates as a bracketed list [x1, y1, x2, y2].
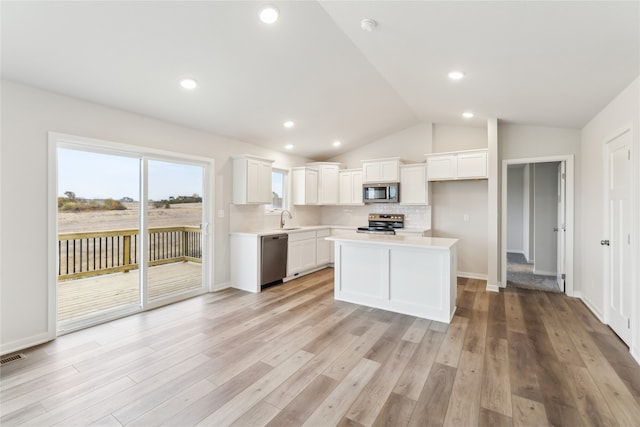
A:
[58, 148, 203, 201]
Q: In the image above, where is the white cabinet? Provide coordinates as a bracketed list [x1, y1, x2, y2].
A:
[307, 163, 342, 205]
[339, 169, 363, 205]
[292, 167, 319, 205]
[316, 229, 331, 266]
[287, 230, 317, 276]
[400, 164, 429, 205]
[457, 150, 488, 179]
[362, 158, 402, 183]
[426, 149, 488, 181]
[232, 155, 274, 204]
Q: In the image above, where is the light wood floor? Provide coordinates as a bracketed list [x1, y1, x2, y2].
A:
[2, 268, 639, 426]
[58, 262, 202, 322]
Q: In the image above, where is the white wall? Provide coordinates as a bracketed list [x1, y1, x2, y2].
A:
[533, 163, 558, 275]
[0, 80, 313, 353]
[329, 122, 433, 167]
[507, 166, 525, 252]
[580, 76, 640, 362]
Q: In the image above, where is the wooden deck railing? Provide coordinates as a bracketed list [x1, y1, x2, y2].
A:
[58, 226, 201, 281]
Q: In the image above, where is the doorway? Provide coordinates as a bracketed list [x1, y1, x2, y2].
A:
[51, 134, 213, 333]
[501, 156, 574, 295]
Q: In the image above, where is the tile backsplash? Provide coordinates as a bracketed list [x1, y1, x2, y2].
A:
[320, 204, 431, 228]
[229, 203, 431, 232]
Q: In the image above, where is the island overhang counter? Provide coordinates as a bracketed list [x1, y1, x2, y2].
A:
[326, 234, 458, 323]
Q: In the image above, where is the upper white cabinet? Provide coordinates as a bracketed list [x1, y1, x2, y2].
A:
[292, 167, 319, 205]
[338, 169, 363, 205]
[232, 155, 274, 204]
[400, 164, 429, 205]
[426, 149, 488, 181]
[362, 158, 402, 183]
[307, 162, 343, 205]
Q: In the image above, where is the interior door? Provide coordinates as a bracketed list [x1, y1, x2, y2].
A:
[605, 130, 632, 344]
[556, 162, 566, 291]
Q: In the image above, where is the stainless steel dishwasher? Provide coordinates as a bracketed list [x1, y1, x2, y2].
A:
[261, 234, 288, 288]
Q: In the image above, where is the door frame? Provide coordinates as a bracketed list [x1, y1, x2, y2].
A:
[501, 155, 575, 296]
[602, 124, 635, 345]
[47, 132, 215, 337]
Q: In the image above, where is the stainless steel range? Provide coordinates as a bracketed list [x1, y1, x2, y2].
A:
[357, 213, 404, 235]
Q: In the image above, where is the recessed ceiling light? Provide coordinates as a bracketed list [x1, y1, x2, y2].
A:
[259, 4, 279, 24]
[332, 140, 342, 147]
[283, 121, 294, 128]
[448, 71, 465, 80]
[180, 78, 197, 90]
[462, 111, 474, 119]
[284, 144, 294, 150]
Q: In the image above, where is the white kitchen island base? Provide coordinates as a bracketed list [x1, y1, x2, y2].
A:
[328, 234, 458, 323]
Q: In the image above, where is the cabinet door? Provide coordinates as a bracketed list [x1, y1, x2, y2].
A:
[400, 165, 427, 204]
[300, 239, 317, 271]
[316, 232, 331, 266]
[319, 166, 339, 205]
[339, 172, 352, 204]
[246, 159, 260, 203]
[258, 161, 272, 203]
[351, 170, 363, 204]
[379, 160, 399, 182]
[363, 162, 380, 183]
[427, 155, 457, 181]
[287, 241, 302, 275]
[457, 151, 487, 179]
[306, 169, 319, 204]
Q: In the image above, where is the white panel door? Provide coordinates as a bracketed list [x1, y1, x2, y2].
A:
[605, 130, 632, 344]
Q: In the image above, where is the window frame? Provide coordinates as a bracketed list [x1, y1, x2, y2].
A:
[264, 167, 290, 214]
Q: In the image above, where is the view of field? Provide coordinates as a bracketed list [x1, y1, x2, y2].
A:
[58, 202, 202, 233]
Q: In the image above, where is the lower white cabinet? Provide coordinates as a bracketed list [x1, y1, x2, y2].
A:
[316, 229, 331, 265]
[287, 230, 317, 276]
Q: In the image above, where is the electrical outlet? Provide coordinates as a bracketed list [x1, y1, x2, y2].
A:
[463, 214, 470, 222]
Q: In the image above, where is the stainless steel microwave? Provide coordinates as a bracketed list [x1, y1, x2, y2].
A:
[363, 183, 399, 204]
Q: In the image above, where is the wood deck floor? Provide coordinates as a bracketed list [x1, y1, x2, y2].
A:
[2, 268, 640, 426]
[58, 262, 202, 322]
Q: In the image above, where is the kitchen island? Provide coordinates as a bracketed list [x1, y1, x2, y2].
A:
[326, 234, 458, 323]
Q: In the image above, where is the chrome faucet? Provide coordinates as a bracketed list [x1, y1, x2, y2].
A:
[280, 210, 292, 228]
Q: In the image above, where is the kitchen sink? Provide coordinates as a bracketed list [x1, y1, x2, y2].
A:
[280, 227, 300, 230]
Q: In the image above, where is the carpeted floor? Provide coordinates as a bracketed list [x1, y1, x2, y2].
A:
[507, 252, 561, 293]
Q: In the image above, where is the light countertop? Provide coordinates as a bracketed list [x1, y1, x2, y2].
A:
[326, 233, 457, 250]
[230, 225, 430, 237]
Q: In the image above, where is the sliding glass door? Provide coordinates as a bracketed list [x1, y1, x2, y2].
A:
[146, 159, 205, 303]
[56, 142, 210, 333]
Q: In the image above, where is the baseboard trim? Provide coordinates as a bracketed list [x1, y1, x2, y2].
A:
[458, 271, 488, 280]
[631, 346, 640, 366]
[533, 268, 557, 276]
[212, 281, 230, 292]
[578, 294, 606, 323]
[1, 332, 53, 356]
[486, 283, 500, 293]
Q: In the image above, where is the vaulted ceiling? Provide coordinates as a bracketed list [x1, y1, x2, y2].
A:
[2, 1, 638, 159]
